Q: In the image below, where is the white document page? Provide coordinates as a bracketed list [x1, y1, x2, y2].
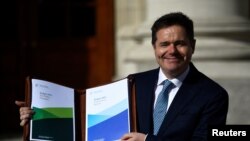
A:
[30, 79, 75, 141]
[86, 78, 130, 141]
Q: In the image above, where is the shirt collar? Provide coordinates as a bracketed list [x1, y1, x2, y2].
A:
[157, 66, 190, 88]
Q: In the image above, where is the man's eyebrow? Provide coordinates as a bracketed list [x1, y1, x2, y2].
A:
[159, 41, 170, 45]
[160, 40, 188, 45]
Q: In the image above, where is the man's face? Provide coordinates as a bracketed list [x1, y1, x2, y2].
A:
[154, 25, 195, 78]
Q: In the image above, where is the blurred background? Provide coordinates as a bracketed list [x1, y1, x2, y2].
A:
[1, 0, 250, 140]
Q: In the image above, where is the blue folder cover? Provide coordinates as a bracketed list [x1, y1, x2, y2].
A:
[86, 78, 130, 141]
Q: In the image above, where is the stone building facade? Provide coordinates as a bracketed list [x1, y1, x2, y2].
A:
[115, 0, 250, 124]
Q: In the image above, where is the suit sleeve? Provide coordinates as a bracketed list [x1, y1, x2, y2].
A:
[191, 88, 229, 141]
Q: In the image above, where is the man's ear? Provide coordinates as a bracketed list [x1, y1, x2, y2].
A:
[191, 39, 196, 53]
[152, 44, 156, 49]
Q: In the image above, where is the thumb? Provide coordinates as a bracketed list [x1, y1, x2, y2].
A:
[15, 100, 26, 107]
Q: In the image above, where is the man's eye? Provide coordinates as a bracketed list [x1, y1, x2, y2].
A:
[160, 42, 170, 47]
[174, 41, 186, 47]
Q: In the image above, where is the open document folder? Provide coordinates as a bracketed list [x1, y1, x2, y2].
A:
[23, 77, 137, 141]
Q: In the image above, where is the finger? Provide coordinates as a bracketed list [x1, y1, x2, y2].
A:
[120, 133, 133, 140]
[19, 107, 32, 112]
[20, 119, 28, 126]
[15, 101, 26, 107]
[20, 111, 34, 121]
[19, 107, 33, 115]
[20, 113, 32, 120]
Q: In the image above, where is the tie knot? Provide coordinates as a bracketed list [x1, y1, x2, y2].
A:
[161, 80, 172, 92]
[162, 79, 171, 86]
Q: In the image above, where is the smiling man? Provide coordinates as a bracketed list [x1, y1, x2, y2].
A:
[121, 12, 229, 141]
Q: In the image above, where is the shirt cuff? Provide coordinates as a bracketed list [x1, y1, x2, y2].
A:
[144, 134, 148, 141]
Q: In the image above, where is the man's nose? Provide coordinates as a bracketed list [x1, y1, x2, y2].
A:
[168, 43, 177, 53]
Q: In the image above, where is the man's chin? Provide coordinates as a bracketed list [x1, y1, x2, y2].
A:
[162, 67, 177, 73]
[162, 65, 184, 75]
[163, 64, 181, 70]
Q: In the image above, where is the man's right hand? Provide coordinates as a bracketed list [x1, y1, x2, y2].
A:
[15, 101, 34, 126]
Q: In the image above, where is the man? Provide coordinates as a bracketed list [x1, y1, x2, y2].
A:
[16, 12, 228, 141]
[120, 12, 228, 141]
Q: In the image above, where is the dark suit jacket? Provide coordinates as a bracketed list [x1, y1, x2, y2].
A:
[129, 63, 228, 141]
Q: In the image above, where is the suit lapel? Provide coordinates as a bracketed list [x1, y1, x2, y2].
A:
[135, 69, 159, 134]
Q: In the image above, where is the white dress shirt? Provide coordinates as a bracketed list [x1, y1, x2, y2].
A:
[154, 66, 190, 112]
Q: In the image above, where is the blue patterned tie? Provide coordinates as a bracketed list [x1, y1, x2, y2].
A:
[153, 80, 172, 135]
